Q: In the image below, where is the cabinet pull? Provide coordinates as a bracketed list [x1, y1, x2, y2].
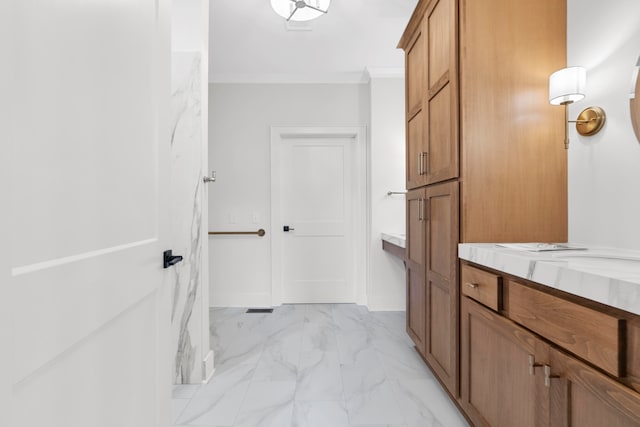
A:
[528, 355, 543, 376]
[418, 198, 424, 221]
[465, 282, 479, 289]
[423, 152, 428, 175]
[418, 153, 423, 176]
[543, 365, 560, 387]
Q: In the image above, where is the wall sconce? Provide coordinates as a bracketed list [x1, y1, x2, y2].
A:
[549, 66, 606, 149]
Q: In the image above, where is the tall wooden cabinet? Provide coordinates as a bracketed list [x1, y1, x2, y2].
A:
[399, 0, 567, 402]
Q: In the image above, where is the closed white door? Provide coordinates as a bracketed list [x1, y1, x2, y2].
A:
[7, 1, 173, 426]
[274, 133, 358, 303]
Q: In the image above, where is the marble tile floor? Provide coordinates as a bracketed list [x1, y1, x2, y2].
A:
[172, 304, 469, 427]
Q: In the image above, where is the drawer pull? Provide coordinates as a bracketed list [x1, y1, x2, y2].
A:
[465, 282, 479, 289]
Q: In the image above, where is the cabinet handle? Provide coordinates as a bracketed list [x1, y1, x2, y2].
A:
[528, 355, 543, 376]
[423, 152, 428, 175]
[543, 365, 560, 387]
[418, 198, 424, 221]
[418, 153, 423, 176]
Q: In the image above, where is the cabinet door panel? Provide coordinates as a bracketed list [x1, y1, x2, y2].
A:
[461, 297, 549, 427]
[548, 348, 640, 427]
[425, 0, 458, 185]
[424, 181, 459, 395]
[427, 84, 456, 183]
[407, 109, 427, 189]
[406, 188, 426, 353]
[406, 23, 425, 114]
[407, 263, 426, 355]
[428, 0, 451, 87]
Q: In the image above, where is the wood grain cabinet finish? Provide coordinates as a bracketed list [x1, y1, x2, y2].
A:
[547, 347, 640, 427]
[461, 262, 640, 427]
[406, 188, 427, 355]
[509, 282, 624, 377]
[460, 297, 550, 427]
[424, 181, 459, 393]
[398, 0, 568, 405]
[460, 263, 502, 312]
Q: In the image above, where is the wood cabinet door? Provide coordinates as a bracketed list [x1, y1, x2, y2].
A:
[424, 180, 459, 394]
[425, 0, 459, 185]
[405, 21, 428, 190]
[547, 348, 640, 427]
[460, 297, 550, 427]
[406, 188, 426, 354]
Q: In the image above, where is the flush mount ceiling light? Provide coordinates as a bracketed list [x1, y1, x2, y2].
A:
[271, 0, 330, 22]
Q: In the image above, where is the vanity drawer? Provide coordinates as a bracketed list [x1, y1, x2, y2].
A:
[508, 281, 624, 377]
[461, 263, 502, 311]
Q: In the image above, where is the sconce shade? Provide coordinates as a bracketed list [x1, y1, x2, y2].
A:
[549, 66, 586, 105]
[271, 0, 331, 21]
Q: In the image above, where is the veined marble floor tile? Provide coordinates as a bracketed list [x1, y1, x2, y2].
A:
[173, 304, 469, 427]
[176, 364, 254, 426]
[332, 304, 369, 332]
[391, 379, 469, 427]
[296, 350, 343, 401]
[335, 329, 373, 365]
[341, 349, 405, 425]
[253, 325, 303, 382]
[173, 384, 202, 399]
[213, 331, 266, 375]
[303, 304, 335, 323]
[172, 398, 190, 425]
[301, 320, 339, 353]
[292, 401, 350, 427]
[234, 380, 296, 427]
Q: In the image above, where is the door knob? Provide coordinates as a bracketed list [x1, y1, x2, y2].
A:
[283, 225, 295, 232]
[163, 250, 184, 268]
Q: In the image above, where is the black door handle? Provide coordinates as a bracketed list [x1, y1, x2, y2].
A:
[283, 225, 295, 232]
[163, 250, 184, 268]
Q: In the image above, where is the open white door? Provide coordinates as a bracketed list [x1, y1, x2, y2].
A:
[271, 127, 368, 306]
[8, 1, 172, 426]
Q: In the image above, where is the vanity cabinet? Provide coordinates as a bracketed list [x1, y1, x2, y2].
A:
[460, 297, 549, 427]
[399, 0, 567, 400]
[460, 261, 640, 427]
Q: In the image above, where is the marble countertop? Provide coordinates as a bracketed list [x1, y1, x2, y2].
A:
[459, 243, 640, 316]
[381, 233, 406, 249]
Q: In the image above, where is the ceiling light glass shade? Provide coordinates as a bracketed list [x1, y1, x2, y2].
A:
[270, 0, 331, 22]
[549, 66, 587, 105]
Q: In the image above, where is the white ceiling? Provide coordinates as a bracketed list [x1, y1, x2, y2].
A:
[209, 0, 419, 83]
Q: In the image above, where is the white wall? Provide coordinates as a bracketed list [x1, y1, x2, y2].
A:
[568, 0, 640, 249]
[208, 83, 370, 307]
[367, 73, 407, 311]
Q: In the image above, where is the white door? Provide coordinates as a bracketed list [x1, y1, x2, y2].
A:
[271, 128, 367, 305]
[7, 1, 172, 427]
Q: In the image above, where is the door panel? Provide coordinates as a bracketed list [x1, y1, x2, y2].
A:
[407, 109, 427, 189]
[280, 138, 354, 303]
[9, 1, 172, 426]
[406, 188, 426, 354]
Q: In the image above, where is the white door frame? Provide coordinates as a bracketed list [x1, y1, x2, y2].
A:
[270, 126, 368, 307]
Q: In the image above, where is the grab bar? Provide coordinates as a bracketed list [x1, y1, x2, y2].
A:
[208, 229, 266, 237]
[387, 191, 407, 196]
